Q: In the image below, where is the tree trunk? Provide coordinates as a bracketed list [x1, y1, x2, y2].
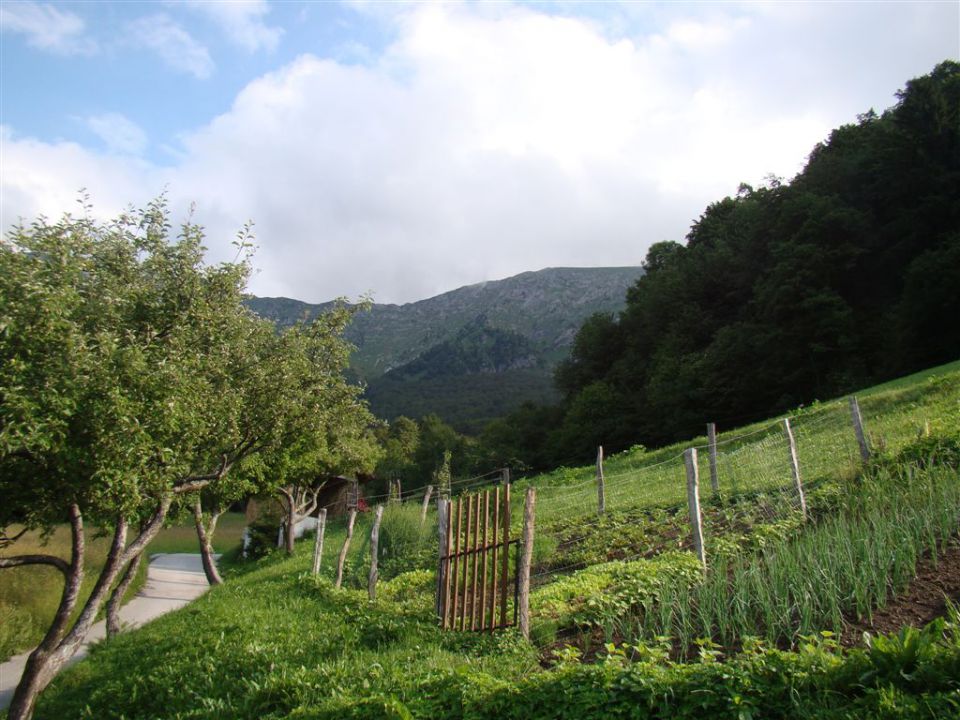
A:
[193, 499, 223, 585]
[106, 550, 143, 637]
[285, 507, 297, 555]
[8, 495, 172, 720]
[7, 504, 85, 720]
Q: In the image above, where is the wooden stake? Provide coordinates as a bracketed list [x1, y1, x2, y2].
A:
[499, 483, 511, 627]
[518, 487, 536, 640]
[334, 509, 357, 589]
[470, 492, 481, 630]
[312, 508, 327, 575]
[783, 418, 807, 521]
[450, 497, 463, 627]
[849, 396, 870, 462]
[479, 490, 489, 631]
[707, 422, 719, 496]
[420, 485, 434, 527]
[501, 467, 511, 485]
[684, 448, 706, 568]
[596, 446, 606, 516]
[459, 495, 474, 631]
[488, 486, 500, 631]
[436, 497, 449, 621]
[368, 505, 384, 600]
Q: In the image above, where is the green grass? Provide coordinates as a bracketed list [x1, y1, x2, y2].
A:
[147, 512, 247, 556]
[26, 518, 960, 719]
[7, 361, 960, 718]
[0, 512, 247, 662]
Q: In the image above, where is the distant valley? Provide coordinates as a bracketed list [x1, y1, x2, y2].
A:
[246, 266, 643, 432]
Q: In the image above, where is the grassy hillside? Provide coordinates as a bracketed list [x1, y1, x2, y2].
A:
[22, 361, 960, 719]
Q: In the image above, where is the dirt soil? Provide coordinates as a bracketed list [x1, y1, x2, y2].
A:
[841, 541, 960, 646]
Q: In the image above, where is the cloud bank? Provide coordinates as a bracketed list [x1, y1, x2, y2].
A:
[2, 2, 957, 303]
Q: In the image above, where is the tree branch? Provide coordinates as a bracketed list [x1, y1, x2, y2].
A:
[172, 455, 232, 495]
[0, 554, 69, 575]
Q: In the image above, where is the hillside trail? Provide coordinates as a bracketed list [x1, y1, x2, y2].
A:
[0, 553, 217, 710]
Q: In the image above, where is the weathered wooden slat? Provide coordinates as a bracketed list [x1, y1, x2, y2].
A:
[450, 497, 463, 627]
[479, 490, 489, 630]
[459, 495, 473, 631]
[436, 498, 449, 622]
[489, 486, 500, 632]
[470, 493, 481, 630]
[499, 483, 511, 627]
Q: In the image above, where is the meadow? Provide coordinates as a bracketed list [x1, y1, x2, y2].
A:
[6, 360, 960, 718]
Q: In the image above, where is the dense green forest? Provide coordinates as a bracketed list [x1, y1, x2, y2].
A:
[482, 60, 960, 471]
[365, 317, 558, 433]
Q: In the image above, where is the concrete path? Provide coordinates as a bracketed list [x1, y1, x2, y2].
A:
[0, 553, 216, 710]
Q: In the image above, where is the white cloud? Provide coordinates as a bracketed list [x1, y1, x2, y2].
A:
[85, 113, 148, 156]
[0, 126, 157, 230]
[2, 2, 958, 304]
[181, 0, 282, 52]
[0, 1, 96, 55]
[128, 14, 214, 79]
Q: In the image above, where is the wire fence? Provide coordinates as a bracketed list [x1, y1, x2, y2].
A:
[298, 371, 957, 630]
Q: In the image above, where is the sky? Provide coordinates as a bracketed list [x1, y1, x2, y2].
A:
[1, 1, 958, 305]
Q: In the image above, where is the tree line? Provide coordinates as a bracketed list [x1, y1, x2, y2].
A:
[480, 60, 960, 472]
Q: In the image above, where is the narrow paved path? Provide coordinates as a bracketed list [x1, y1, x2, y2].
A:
[0, 553, 216, 710]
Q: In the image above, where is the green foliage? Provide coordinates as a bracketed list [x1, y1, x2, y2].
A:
[495, 61, 960, 469]
[533, 552, 702, 629]
[378, 505, 432, 580]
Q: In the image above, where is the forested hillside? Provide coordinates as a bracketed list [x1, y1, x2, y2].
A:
[488, 61, 960, 470]
[248, 267, 641, 429]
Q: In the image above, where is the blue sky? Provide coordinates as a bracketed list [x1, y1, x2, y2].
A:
[2, 1, 958, 303]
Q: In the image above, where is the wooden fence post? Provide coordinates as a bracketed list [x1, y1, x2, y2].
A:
[334, 509, 357, 589]
[596, 446, 606, 516]
[684, 448, 706, 568]
[501, 467, 511, 485]
[420, 485, 434, 527]
[436, 497, 449, 619]
[518, 487, 536, 640]
[312, 508, 327, 575]
[368, 505, 384, 601]
[783, 418, 807, 521]
[849, 396, 870, 462]
[707, 422, 720, 496]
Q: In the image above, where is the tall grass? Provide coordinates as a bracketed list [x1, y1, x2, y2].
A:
[629, 462, 960, 656]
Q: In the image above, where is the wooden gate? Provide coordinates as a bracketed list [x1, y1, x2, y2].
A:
[438, 485, 518, 631]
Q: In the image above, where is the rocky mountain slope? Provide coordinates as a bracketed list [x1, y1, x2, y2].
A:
[247, 266, 643, 431]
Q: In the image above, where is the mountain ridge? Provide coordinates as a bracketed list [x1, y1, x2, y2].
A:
[247, 266, 644, 380]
